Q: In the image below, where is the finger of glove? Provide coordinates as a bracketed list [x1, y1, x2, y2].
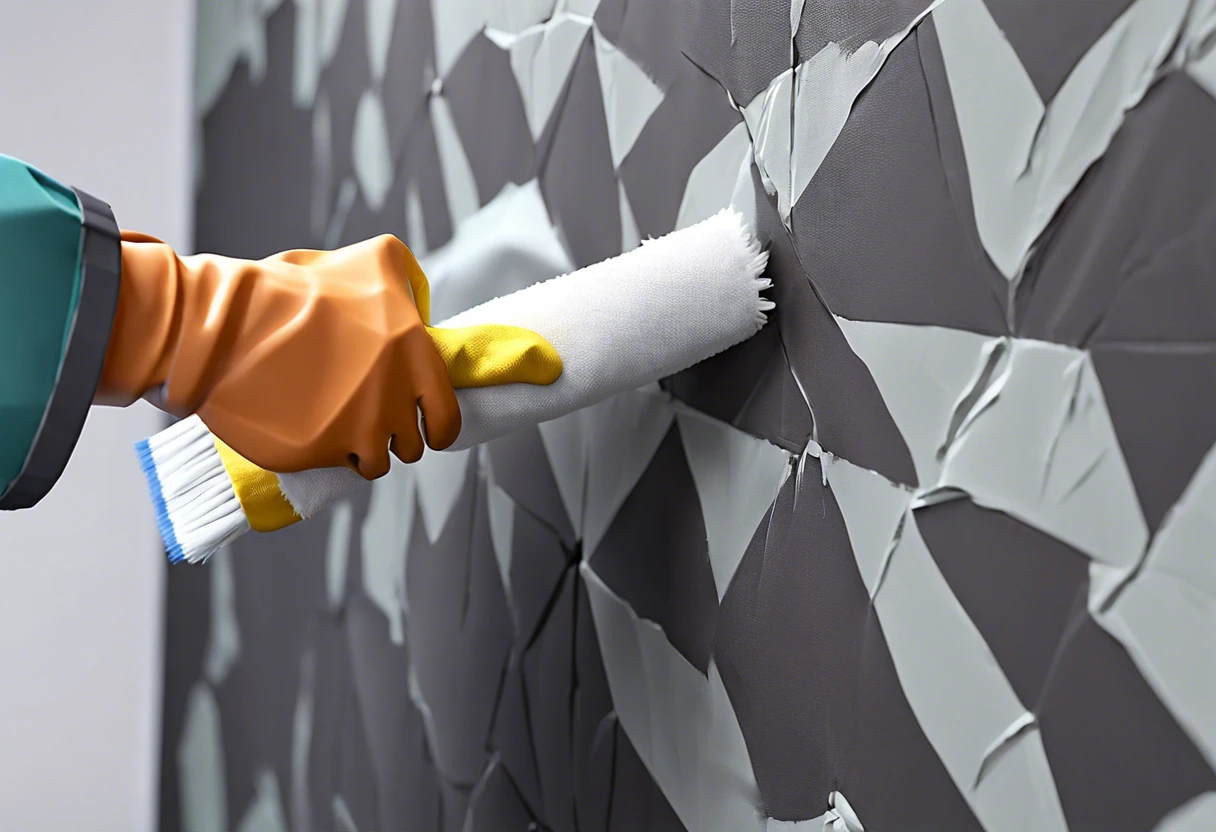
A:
[406, 331, 462, 450]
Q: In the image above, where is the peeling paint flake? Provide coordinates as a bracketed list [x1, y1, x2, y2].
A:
[741, 1, 944, 224]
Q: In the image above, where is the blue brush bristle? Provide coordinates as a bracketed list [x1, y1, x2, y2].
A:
[135, 439, 186, 564]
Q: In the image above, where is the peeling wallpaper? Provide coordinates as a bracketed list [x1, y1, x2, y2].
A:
[162, 1, 1216, 830]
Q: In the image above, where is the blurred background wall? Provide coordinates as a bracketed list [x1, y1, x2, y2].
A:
[0, 1, 192, 829]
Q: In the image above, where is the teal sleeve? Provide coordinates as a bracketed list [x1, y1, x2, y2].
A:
[0, 154, 122, 508]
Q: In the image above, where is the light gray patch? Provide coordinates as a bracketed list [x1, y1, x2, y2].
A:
[502, 13, 593, 140]
[311, 91, 333, 243]
[429, 93, 480, 229]
[323, 176, 359, 250]
[592, 28, 666, 169]
[290, 650, 316, 832]
[833, 318, 993, 487]
[195, 0, 285, 116]
[178, 683, 228, 832]
[582, 565, 765, 831]
[360, 463, 414, 644]
[1155, 793, 1216, 832]
[326, 500, 354, 609]
[675, 406, 791, 600]
[236, 769, 290, 832]
[351, 90, 393, 211]
[675, 121, 753, 231]
[423, 179, 573, 323]
[364, 0, 398, 81]
[934, 341, 1147, 569]
[203, 546, 242, 685]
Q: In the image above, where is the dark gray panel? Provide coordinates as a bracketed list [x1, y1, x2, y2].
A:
[617, 60, 743, 240]
[213, 510, 333, 823]
[1037, 615, 1216, 832]
[732, 329, 816, 454]
[336, 686, 381, 830]
[524, 569, 578, 832]
[1088, 196, 1216, 344]
[539, 36, 621, 268]
[608, 723, 688, 831]
[790, 31, 1008, 334]
[443, 32, 536, 205]
[382, 0, 435, 158]
[662, 303, 780, 425]
[158, 560, 211, 832]
[594, 0, 684, 88]
[1092, 346, 1216, 533]
[308, 616, 354, 829]
[510, 505, 574, 645]
[465, 756, 541, 831]
[345, 591, 442, 831]
[489, 654, 543, 816]
[574, 577, 618, 832]
[195, 2, 313, 257]
[795, 0, 936, 56]
[440, 779, 473, 832]
[915, 499, 1090, 707]
[317, 0, 372, 210]
[713, 461, 858, 819]
[758, 196, 920, 486]
[1017, 74, 1216, 343]
[589, 425, 720, 673]
[406, 457, 515, 785]
[715, 457, 983, 826]
[984, 0, 1135, 102]
[675, 0, 792, 106]
[487, 427, 577, 548]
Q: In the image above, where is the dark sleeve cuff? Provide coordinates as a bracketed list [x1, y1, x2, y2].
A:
[0, 189, 122, 509]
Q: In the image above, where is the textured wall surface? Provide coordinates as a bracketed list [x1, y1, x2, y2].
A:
[164, 1, 1216, 830]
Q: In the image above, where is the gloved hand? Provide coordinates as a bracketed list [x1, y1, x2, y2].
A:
[97, 232, 560, 479]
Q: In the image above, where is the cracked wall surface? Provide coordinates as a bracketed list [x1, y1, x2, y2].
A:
[163, 0, 1216, 829]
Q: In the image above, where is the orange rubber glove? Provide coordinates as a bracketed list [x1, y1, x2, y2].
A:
[97, 232, 461, 479]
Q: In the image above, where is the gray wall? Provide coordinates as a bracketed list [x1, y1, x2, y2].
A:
[0, 1, 192, 829]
